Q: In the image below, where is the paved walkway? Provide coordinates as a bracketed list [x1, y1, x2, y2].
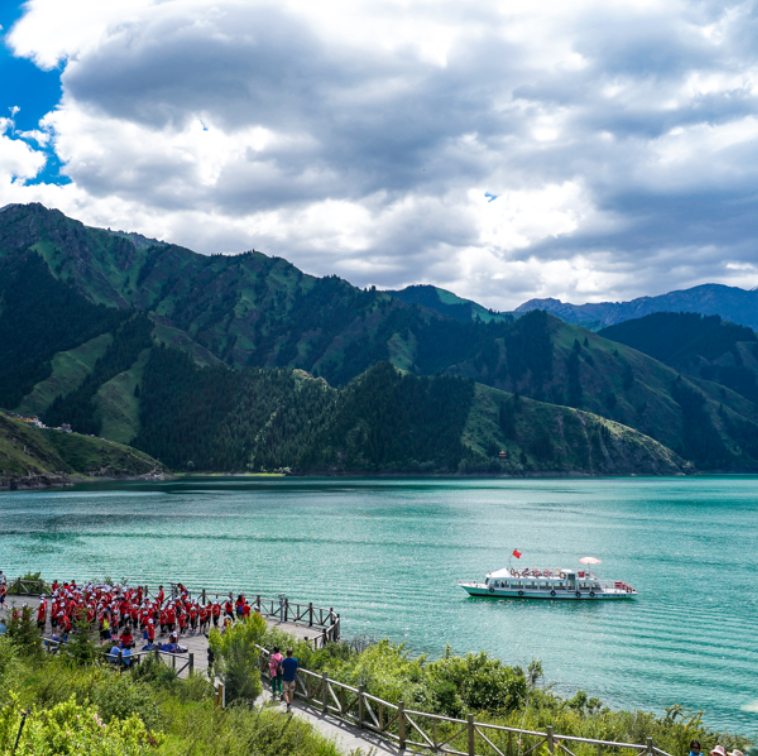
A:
[1, 594, 401, 756]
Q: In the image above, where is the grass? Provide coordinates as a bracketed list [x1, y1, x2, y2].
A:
[16, 333, 113, 416]
[94, 348, 150, 444]
[0, 411, 165, 482]
[461, 383, 689, 475]
[0, 639, 347, 756]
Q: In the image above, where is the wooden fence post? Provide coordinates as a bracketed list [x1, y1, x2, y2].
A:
[358, 685, 365, 728]
[284, 598, 289, 623]
[398, 701, 406, 749]
[647, 738, 653, 756]
[201, 589, 206, 604]
[468, 713, 475, 756]
[547, 726, 554, 755]
[189, 653, 194, 675]
[322, 672, 329, 713]
[309, 602, 313, 626]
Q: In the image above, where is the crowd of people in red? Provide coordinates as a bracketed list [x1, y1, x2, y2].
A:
[5, 579, 260, 653]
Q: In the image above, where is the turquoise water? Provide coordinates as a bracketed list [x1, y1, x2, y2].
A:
[1, 476, 757, 734]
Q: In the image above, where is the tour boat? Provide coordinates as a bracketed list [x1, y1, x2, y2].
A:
[459, 564, 637, 600]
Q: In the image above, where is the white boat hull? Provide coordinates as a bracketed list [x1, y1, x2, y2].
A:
[460, 582, 637, 600]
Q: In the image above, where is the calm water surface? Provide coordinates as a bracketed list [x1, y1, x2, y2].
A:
[1, 476, 757, 734]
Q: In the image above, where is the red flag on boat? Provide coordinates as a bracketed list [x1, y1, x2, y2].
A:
[513, 548, 522, 559]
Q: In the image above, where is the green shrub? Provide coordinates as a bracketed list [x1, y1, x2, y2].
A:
[6, 605, 42, 660]
[0, 693, 158, 756]
[6, 571, 51, 595]
[91, 670, 162, 730]
[208, 614, 266, 704]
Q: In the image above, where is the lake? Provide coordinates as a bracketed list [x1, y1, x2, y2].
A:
[1, 476, 756, 734]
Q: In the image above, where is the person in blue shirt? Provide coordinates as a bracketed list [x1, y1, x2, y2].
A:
[281, 648, 299, 712]
[109, 643, 122, 664]
[689, 741, 701, 756]
[121, 646, 133, 667]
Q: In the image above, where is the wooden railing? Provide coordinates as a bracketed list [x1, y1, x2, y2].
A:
[157, 586, 341, 646]
[255, 644, 673, 756]
[43, 637, 196, 677]
[8, 578, 47, 595]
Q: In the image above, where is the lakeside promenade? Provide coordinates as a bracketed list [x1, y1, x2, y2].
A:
[0, 586, 681, 756]
[1, 588, 400, 755]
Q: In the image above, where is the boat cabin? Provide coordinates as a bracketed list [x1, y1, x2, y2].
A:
[483, 567, 602, 592]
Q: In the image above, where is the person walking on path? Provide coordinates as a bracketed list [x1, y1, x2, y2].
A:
[269, 645, 284, 701]
[281, 648, 299, 712]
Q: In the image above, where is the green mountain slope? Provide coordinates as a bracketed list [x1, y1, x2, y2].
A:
[386, 284, 513, 324]
[0, 411, 166, 489]
[3, 203, 758, 472]
[130, 349, 690, 475]
[599, 313, 758, 403]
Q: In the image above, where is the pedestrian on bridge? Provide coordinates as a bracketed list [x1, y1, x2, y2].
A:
[281, 648, 298, 713]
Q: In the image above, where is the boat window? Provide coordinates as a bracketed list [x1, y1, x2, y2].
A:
[541, 582, 550, 589]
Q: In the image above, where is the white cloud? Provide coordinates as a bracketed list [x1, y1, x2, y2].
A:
[4, 0, 758, 309]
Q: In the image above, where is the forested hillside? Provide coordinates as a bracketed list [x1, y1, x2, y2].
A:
[0, 411, 165, 489]
[599, 313, 758, 403]
[129, 348, 689, 475]
[3, 202, 758, 473]
[386, 284, 513, 324]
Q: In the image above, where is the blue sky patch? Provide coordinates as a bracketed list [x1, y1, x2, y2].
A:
[1, 1, 68, 185]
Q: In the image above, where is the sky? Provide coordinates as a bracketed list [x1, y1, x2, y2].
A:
[2, 0, 758, 310]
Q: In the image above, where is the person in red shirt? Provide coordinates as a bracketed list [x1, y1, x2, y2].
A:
[157, 585, 164, 604]
[58, 612, 72, 633]
[212, 602, 221, 628]
[178, 609, 187, 636]
[36, 600, 47, 633]
[189, 604, 198, 635]
[119, 627, 134, 649]
[199, 604, 210, 634]
[146, 619, 155, 643]
[242, 602, 251, 619]
[166, 604, 176, 633]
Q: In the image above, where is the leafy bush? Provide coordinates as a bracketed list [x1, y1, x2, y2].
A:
[6, 571, 51, 595]
[6, 605, 43, 660]
[0, 693, 157, 756]
[208, 614, 266, 704]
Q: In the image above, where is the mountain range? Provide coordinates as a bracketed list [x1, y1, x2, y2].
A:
[2, 202, 758, 477]
[515, 285, 758, 331]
